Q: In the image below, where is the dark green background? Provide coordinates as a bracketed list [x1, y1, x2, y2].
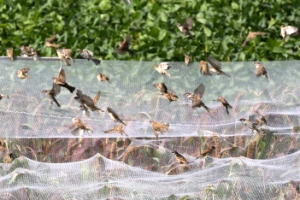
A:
[1, 0, 300, 61]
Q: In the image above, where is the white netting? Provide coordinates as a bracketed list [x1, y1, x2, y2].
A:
[1, 58, 300, 199]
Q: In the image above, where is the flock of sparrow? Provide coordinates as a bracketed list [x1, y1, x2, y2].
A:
[2, 16, 299, 164]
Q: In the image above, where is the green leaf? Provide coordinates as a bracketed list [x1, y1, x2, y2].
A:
[158, 30, 167, 41]
[203, 26, 212, 37]
[231, 2, 239, 10]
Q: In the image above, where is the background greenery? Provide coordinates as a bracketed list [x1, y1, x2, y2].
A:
[1, 0, 300, 61]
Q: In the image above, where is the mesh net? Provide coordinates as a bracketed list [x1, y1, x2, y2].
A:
[0, 58, 300, 199]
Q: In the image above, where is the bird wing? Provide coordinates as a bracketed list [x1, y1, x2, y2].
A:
[285, 26, 298, 35]
[208, 56, 222, 70]
[123, 35, 131, 48]
[93, 91, 101, 104]
[81, 94, 95, 106]
[22, 68, 30, 74]
[160, 83, 168, 93]
[194, 83, 205, 98]
[184, 17, 193, 30]
[58, 68, 66, 83]
[51, 83, 61, 95]
[159, 62, 171, 70]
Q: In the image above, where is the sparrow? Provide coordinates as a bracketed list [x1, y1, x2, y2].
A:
[104, 124, 128, 136]
[208, 56, 230, 77]
[184, 54, 190, 66]
[45, 35, 60, 48]
[200, 146, 216, 157]
[280, 25, 298, 41]
[239, 118, 261, 133]
[154, 62, 171, 76]
[163, 91, 180, 102]
[42, 83, 61, 107]
[199, 60, 212, 76]
[115, 35, 134, 56]
[52, 68, 75, 93]
[107, 107, 125, 125]
[185, 83, 210, 112]
[78, 49, 101, 65]
[57, 49, 71, 66]
[0, 94, 9, 100]
[62, 48, 74, 62]
[254, 62, 269, 80]
[4, 152, 15, 164]
[177, 17, 193, 37]
[17, 68, 30, 79]
[29, 47, 38, 61]
[242, 31, 267, 47]
[70, 118, 93, 136]
[74, 90, 104, 112]
[149, 120, 169, 138]
[172, 151, 188, 165]
[97, 73, 111, 83]
[6, 48, 14, 61]
[153, 82, 168, 94]
[253, 110, 267, 125]
[19, 46, 31, 57]
[213, 96, 232, 114]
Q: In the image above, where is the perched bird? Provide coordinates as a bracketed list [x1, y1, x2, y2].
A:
[6, 48, 14, 61]
[42, 83, 61, 107]
[149, 120, 169, 138]
[4, 152, 15, 164]
[115, 35, 134, 56]
[29, 47, 38, 61]
[97, 73, 111, 83]
[177, 17, 193, 37]
[199, 60, 212, 76]
[78, 49, 101, 65]
[52, 68, 75, 93]
[154, 62, 171, 76]
[153, 82, 168, 94]
[242, 31, 267, 47]
[239, 118, 261, 133]
[17, 68, 30, 79]
[62, 48, 74, 62]
[254, 62, 269, 80]
[185, 83, 210, 112]
[213, 96, 232, 115]
[184, 54, 190, 66]
[45, 35, 60, 48]
[172, 151, 188, 165]
[19, 46, 31, 57]
[200, 146, 216, 157]
[280, 25, 298, 41]
[208, 56, 230, 77]
[107, 107, 126, 125]
[70, 118, 93, 136]
[0, 94, 9, 100]
[74, 90, 104, 113]
[104, 124, 128, 136]
[57, 49, 71, 66]
[253, 110, 267, 126]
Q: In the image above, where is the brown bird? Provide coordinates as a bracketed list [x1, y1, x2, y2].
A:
[107, 107, 125, 125]
[97, 73, 111, 83]
[45, 35, 60, 48]
[177, 17, 193, 37]
[78, 49, 101, 65]
[149, 120, 169, 138]
[185, 83, 210, 112]
[6, 48, 14, 61]
[52, 68, 75, 93]
[199, 60, 212, 76]
[42, 83, 61, 107]
[153, 82, 168, 94]
[19, 46, 31, 57]
[17, 68, 30, 79]
[70, 118, 93, 136]
[115, 35, 134, 56]
[62, 48, 74, 62]
[184, 54, 190, 66]
[242, 31, 267, 47]
[213, 96, 232, 115]
[4, 152, 15, 164]
[104, 124, 128, 136]
[172, 151, 188, 165]
[253, 62, 269, 80]
[29, 47, 38, 61]
[0, 94, 9, 100]
[57, 49, 71, 66]
[208, 56, 230, 77]
[239, 118, 261, 133]
[280, 25, 298, 41]
[154, 62, 171, 76]
[253, 110, 267, 125]
[200, 146, 216, 157]
[74, 90, 104, 113]
[163, 91, 180, 102]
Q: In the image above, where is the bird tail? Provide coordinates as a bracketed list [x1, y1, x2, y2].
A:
[64, 83, 76, 93]
[91, 58, 101, 65]
[52, 97, 61, 107]
[128, 49, 135, 56]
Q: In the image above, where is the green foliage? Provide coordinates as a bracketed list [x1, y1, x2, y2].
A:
[0, 0, 300, 61]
